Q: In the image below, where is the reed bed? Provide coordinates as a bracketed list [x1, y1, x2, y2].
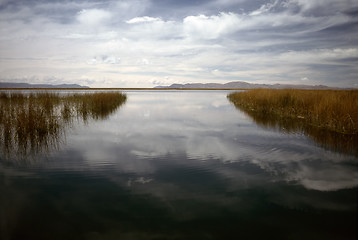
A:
[228, 89, 358, 155]
[0, 91, 126, 159]
[228, 89, 358, 134]
[67, 92, 127, 121]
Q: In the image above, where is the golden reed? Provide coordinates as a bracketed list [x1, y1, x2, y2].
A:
[0, 91, 126, 159]
[228, 89, 358, 134]
[228, 89, 358, 155]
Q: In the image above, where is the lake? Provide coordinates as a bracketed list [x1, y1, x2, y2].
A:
[0, 90, 357, 240]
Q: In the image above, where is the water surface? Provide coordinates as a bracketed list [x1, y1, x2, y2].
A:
[1, 90, 357, 239]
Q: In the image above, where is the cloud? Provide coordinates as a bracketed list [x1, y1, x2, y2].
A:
[249, 0, 280, 16]
[77, 8, 111, 26]
[87, 55, 121, 65]
[183, 12, 241, 39]
[104, 56, 121, 64]
[126, 16, 162, 24]
[140, 58, 149, 65]
[113, 0, 149, 19]
[279, 48, 358, 64]
[124, 17, 178, 41]
[0, 0, 10, 7]
[288, 0, 357, 15]
[0, 0, 357, 87]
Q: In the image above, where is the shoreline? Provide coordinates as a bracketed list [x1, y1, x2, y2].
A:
[0, 88, 249, 91]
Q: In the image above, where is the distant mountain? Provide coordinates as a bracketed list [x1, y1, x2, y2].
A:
[155, 81, 334, 90]
[0, 82, 89, 88]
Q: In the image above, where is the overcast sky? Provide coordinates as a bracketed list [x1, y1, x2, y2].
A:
[0, 0, 357, 88]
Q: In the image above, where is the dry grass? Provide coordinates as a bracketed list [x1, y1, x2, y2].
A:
[0, 91, 126, 159]
[228, 89, 358, 134]
[228, 89, 358, 155]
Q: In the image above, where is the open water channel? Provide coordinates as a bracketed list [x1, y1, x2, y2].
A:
[0, 90, 357, 239]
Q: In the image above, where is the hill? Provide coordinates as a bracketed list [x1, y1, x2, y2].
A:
[0, 82, 89, 89]
[155, 81, 334, 89]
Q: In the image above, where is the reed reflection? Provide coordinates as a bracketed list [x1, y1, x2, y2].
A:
[0, 92, 126, 160]
[228, 95, 358, 156]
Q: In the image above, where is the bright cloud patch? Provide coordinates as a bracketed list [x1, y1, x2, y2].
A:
[77, 9, 112, 26]
[126, 16, 162, 24]
[183, 12, 241, 39]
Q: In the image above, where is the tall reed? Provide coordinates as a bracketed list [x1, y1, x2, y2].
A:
[0, 91, 126, 160]
[228, 89, 358, 134]
[228, 89, 358, 155]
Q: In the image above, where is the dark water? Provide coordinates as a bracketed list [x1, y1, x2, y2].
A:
[1, 90, 357, 240]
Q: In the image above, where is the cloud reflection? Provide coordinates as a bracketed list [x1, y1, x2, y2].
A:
[51, 91, 358, 194]
[1, 91, 356, 239]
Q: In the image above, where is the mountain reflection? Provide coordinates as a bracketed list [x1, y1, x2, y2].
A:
[0, 91, 126, 160]
[229, 99, 358, 156]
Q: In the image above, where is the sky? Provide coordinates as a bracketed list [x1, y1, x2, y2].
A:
[0, 0, 357, 88]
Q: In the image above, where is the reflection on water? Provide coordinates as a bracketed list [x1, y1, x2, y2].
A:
[228, 97, 358, 156]
[0, 91, 126, 160]
[0, 90, 357, 240]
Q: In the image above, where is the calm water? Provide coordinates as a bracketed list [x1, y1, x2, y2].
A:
[1, 90, 357, 240]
